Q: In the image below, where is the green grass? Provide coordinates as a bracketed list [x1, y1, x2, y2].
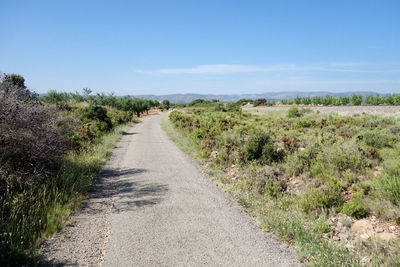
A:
[0, 123, 133, 266]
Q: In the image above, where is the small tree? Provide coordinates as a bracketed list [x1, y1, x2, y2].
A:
[2, 74, 26, 88]
[82, 87, 92, 100]
[351, 94, 363, 105]
[253, 98, 267, 107]
[162, 99, 170, 110]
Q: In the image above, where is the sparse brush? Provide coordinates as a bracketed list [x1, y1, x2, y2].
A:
[168, 103, 400, 265]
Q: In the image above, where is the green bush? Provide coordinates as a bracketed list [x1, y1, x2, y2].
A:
[285, 137, 322, 176]
[300, 179, 344, 213]
[253, 98, 267, 107]
[351, 94, 363, 105]
[360, 131, 394, 149]
[341, 191, 368, 218]
[310, 140, 365, 178]
[169, 111, 184, 125]
[82, 105, 112, 130]
[287, 106, 301, 118]
[108, 110, 134, 126]
[213, 102, 226, 112]
[377, 161, 400, 205]
[243, 131, 284, 165]
[286, 150, 311, 176]
[225, 102, 241, 112]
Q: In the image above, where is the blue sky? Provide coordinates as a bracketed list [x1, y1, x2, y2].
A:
[1, 0, 399, 95]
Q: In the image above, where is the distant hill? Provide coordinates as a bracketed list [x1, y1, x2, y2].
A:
[133, 91, 379, 104]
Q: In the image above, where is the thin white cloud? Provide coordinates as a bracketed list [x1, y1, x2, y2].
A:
[327, 62, 366, 67]
[136, 63, 400, 75]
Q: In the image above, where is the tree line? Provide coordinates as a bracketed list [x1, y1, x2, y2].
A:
[252, 94, 400, 106]
[41, 89, 167, 117]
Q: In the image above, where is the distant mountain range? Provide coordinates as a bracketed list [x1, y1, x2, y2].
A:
[133, 91, 379, 104]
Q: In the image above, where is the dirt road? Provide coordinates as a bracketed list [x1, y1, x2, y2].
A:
[103, 114, 299, 266]
[42, 113, 299, 266]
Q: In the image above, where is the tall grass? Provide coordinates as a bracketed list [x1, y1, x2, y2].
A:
[0, 123, 132, 265]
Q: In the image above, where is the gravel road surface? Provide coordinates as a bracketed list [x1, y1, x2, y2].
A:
[42, 113, 300, 266]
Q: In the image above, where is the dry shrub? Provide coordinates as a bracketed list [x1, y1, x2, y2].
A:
[254, 166, 286, 197]
[0, 81, 71, 194]
[280, 134, 299, 152]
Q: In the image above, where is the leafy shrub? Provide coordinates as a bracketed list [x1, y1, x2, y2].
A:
[225, 102, 241, 112]
[41, 90, 70, 105]
[286, 150, 311, 176]
[243, 131, 284, 165]
[169, 111, 184, 126]
[300, 179, 344, 213]
[341, 191, 368, 218]
[162, 99, 170, 110]
[108, 110, 134, 126]
[389, 126, 400, 135]
[310, 140, 365, 178]
[351, 94, 363, 105]
[287, 106, 301, 118]
[253, 98, 267, 107]
[360, 131, 394, 149]
[82, 105, 112, 129]
[376, 161, 400, 205]
[213, 102, 226, 112]
[188, 99, 212, 107]
[285, 138, 322, 176]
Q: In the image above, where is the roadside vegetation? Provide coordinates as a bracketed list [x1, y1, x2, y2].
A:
[0, 74, 160, 265]
[167, 102, 400, 266]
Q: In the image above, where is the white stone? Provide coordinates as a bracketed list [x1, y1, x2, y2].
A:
[210, 151, 219, 158]
[360, 234, 370, 239]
